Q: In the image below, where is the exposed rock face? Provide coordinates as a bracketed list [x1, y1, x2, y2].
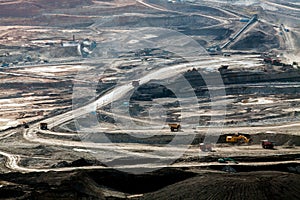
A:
[184, 67, 300, 86]
[183, 67, 300, 97]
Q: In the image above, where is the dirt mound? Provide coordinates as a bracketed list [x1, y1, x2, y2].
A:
[142, 171, 300, 200]
[0, 185, 25, 199]
[0, 168, 196, 199]
[0, 171, 105, 199]
[231, 31, 279, 51]
[1, 167, 300, 199]
[87, 168, 196, 194]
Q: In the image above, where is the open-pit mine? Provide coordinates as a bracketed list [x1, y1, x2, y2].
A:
[0, 0, 300, 199]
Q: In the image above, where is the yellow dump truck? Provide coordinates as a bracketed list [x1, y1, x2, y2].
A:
[168, 123, 181, 132]
[226, 135, 251, 144]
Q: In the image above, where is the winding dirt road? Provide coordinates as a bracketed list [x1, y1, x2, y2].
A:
[0, 54, 294, 172]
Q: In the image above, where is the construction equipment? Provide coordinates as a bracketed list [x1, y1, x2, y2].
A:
[263, 56, 282, 66]
[132, 80, 140, 87]
[40, 123, 48, 130]
[22, 122, 29, 129]
[168, 123, 181, 132]
[200, 143, 212, 152]
[226, 134, 251, 144]
[261, 140, 275, 149]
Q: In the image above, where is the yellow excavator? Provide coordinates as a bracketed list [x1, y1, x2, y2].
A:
[226, 134, 252, 144]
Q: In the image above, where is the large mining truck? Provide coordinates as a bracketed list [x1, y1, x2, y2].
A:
[261, 140, 275, 149]
[168, 123, 181, 132]
[40, 123, 48, 130]
[200, 143, 213, 152]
